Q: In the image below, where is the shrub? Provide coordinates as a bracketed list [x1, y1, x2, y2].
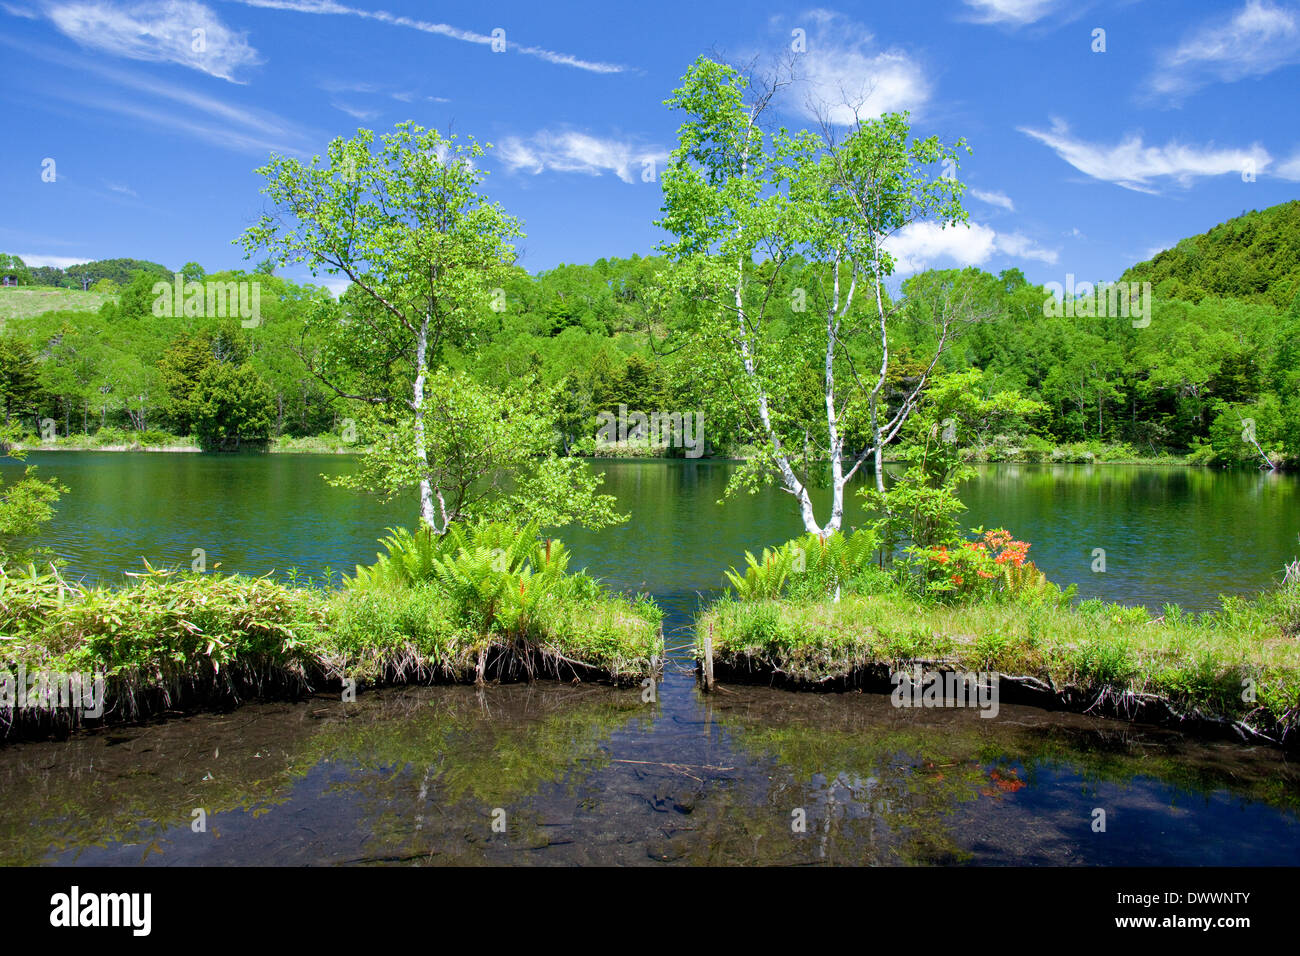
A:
[914, 527, 1054, 604]
[722, 529, 880, 602]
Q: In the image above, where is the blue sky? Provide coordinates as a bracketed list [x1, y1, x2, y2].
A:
[2, 0, 1298, 295]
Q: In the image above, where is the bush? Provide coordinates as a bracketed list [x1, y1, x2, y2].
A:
[92, 426, 130, 446]
[913, 527, 1057, 605]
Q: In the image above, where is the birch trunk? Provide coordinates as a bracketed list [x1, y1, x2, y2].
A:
[412, 313, 438, 530]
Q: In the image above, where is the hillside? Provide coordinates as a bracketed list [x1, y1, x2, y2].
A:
[0, 287, 114, 323]
[1122, 200, 1300, 309]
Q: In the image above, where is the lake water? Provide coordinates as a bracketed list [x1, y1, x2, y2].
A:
[1, 453, 1298, 865]
[6, 453, 1298, 612]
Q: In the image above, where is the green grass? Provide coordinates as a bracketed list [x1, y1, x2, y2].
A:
[0, 287, 114, 323]
[270, 433, 364, 453]
[16, 429, 199, 451]
[698, 583, 1300, 744]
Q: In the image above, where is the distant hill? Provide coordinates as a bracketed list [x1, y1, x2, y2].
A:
[0, 256, 171, 291]
[1121, 200, 1300, 310]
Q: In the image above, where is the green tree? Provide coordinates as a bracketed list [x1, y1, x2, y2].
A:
[0, 336, 43, 429]
[332, 369, 622, 529]
[241, 122, 620, 532]
[0, 425, 66, 564]
[657, 57, 970, 533]
[0, 254, 32, 285]
[191, 362, 275, 451]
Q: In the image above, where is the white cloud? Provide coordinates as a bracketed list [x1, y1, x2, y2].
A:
[961, 0, 1059, 25]
[44, 1, 262, 82]
[993, 231, 1059, 264]
[970, 188, 1014, 211]
[1019, 117, 1271, 191]
[18, 254, 93, 268]
[228, 0, 628, 74]
[787, 11, 930, 123]
[1273, 149, 1300, 180]
[2, 3, 39, 18]
[1147, 1, 1300, 100]
[331, 101, 380, 121]
[105, 181, 138, 197]
[498, 130, 666, 184]
[884, 220, 1057, 275]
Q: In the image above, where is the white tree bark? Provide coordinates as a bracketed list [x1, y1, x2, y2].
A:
[412, 313, 438, 530]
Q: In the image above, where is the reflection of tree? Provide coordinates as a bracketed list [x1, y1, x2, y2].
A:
[299, 685, 649, 862]
[0, 703, 320, 865]
[696, 704, 1300, 865]
[3, 682, 1297, 866]
[0, 685, 649, 865]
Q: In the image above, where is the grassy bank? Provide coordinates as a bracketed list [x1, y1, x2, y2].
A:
[957, 439, 1188, 465]
[0, 522, 662, 741]
[697, 532, 1300, 747]
[7, 432, 1250, 467]
[12, 431, 362, 454]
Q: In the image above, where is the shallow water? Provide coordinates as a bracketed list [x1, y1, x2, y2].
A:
[2, 673, 1297, 866]
[2, 454, 1298, 865]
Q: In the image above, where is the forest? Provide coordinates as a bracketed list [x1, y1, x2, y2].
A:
[0, 199, 1297, 466]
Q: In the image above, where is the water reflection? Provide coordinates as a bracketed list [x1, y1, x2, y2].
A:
[2, 681, 1295, 866]
[3, 454, 1297, 610]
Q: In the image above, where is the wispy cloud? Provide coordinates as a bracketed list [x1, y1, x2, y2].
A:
[498, 130, 666, 184]
[961, 0, 1059, 26]
[331, 100, 380, 121]
[4, 36, 312, 155]
[2, 3, 39, 18]
[105, 181, 138, 197]
[970, 188, 1014, 211]
[1146, 0, 1300, 101]
[316, 79, 448, 109]
[1277, 149, 1300, 180]
[42, 0, 262, 82]
[1019, 117, 1271, 192]
[885, 220, 1057, 275]
[228, 0, 629, 74]
[779, 10, 930, 123]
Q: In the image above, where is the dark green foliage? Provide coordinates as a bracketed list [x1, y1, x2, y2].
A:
[1122, 201, 1300, 309]
[6, 200, 1300, 463]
